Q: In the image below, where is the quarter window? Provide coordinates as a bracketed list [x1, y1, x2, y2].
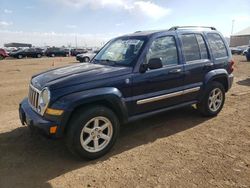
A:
[207, 33, 227, 58]
[147, 36, 178, 66]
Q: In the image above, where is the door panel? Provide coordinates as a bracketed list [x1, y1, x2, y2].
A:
[131, 64, 185, 115]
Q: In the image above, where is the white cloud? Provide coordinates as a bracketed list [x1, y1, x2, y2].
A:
[25, 5, 35, 9]
[0, 21, 12, 28]
[0, 30, 116, 47]
[66, 24, 77, 29]
[232, 14, 250, 22]
[4, 9, 13, 14]
[53, 0, 171, 20]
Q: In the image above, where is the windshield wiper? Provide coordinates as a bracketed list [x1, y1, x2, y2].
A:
[94, 59, 117, 65]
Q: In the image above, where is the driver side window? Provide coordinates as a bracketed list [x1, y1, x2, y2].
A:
[147, 36, 178, 66]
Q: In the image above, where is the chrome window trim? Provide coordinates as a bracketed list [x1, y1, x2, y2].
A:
[137, 86, 200, 105]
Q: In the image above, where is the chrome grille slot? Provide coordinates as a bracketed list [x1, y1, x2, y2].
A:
[28, 85, 40, 110]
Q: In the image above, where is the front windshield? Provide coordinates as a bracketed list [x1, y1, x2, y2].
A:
[94, 38, 145, 66]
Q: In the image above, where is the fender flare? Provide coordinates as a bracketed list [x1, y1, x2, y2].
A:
[204, 69, 229, 85]
[51, 87, 129, 126]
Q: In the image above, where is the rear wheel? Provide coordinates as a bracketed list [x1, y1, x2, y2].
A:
[37, 54, 42, 58]
[83, 57, 90, 62]
[197, 81, 225, 117]
[66, 106, 119, 160]
[51, 53, 55, 57]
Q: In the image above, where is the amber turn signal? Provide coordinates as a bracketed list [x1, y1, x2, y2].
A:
[50, 126, 58, 134]
[46, 108, 64, 116]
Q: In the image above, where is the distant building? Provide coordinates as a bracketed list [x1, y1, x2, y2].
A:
[230, 26, 250, 47]
[4, 42, 32, 48]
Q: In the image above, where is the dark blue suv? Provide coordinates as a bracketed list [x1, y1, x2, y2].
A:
[19, 26, 234, 159]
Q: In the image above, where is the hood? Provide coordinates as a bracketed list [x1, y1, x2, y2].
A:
[31, 63, 132, 90]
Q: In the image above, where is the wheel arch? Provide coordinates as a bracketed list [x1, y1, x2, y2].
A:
[51, 87, 128, 135]
[204, 69, 230, 92]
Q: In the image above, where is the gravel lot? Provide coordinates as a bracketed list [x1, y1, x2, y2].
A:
[0, 56, 250, 188]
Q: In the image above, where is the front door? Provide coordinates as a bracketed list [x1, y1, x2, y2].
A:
[131, 35, 185, 115]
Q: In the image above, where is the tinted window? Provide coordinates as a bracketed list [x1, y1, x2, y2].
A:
[196, 34, 208, 59]
[147, 36, 178, 66]
[207, 33, 227, 58]
[181, 34, 200, 61]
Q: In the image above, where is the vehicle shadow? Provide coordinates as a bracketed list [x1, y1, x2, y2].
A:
[237, 78, 250, 87]
[0, 106, 209, 188]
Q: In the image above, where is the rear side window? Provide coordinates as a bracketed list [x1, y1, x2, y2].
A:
[207, 33, 227, 58]
[181, 34, 200, 61]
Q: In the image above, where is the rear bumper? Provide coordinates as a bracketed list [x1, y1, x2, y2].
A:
[19, 98, 63, 138]
[228, 73, 234, 90]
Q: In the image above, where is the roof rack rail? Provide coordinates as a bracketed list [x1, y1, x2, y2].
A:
[168, 26, 217, 31]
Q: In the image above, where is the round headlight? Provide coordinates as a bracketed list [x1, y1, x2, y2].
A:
[40, 88, 50, 105]
[38, 87, 50, 114]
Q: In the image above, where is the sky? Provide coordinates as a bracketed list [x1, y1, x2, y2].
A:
[0, 0, 250, 47]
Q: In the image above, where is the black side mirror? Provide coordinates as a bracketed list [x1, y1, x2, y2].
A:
[148, 58, 163, 70]
[139, 58, 163, 73]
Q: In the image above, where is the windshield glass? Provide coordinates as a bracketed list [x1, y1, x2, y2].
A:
[94, 38, 145, 66]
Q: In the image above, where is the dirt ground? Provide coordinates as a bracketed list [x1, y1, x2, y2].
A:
[0, 56, 250, 188]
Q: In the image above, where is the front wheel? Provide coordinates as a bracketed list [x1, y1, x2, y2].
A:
[197, 81, 225, 117]
[66, 106, 120, 160]
[17, 54, 23, 59]
[0, 55, 4, 60]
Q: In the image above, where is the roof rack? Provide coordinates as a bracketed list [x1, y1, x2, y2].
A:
[168, 26, 217, 31]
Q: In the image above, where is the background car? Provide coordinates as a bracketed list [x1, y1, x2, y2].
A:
[243, 47, 250, 56]
[45, 47, 70, 57]
[76, 50, 99, 62]
[9, 48, 43, 59]
[70, 48, 88, 56]
[0, 48, 9, 60]
[230, 47, 244, 55]
[246, 48, 250, 61]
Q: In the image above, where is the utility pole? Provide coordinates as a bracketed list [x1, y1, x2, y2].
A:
[231, 20, 235, 35]
[75, 34, 78, 48]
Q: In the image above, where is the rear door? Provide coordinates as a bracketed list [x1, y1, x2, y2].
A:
[179, 33, 213, 102]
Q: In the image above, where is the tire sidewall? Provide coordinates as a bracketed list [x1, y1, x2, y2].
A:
[67, 106, 119, 160]
[84, 57, 90, 62]
[200, 82, 225, 116]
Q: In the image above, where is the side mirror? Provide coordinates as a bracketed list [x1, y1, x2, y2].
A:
[139, 58, 163, 73]
[148, 58, 163, 70]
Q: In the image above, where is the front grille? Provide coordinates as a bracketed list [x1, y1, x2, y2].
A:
[28, 85, 40, 110]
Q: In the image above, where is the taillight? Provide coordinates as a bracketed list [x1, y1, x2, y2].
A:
[229, 60, 234, 73]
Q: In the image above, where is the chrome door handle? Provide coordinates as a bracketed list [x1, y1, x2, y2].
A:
[169, 69, 182, 74]
[204, 62, 213, 67]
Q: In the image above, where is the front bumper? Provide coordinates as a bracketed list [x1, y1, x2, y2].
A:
[19, 98, 63, 138]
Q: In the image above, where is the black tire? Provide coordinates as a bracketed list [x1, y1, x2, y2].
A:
[197, 81, 225, 117]
[66, 106, 120, 160]
[17, 54, 23, 59]
[0, 55, 4, 60]
[51, 53, 55, 57]
[37, 54, 42, 58]
[83, 57, 90, 62]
